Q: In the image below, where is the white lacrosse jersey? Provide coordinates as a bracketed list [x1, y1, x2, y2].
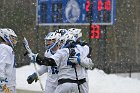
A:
[37, 49, 59, 89]
[51, 45, 93, 93]
[0, 44, 16, 87]
[50, 44, 90, 80]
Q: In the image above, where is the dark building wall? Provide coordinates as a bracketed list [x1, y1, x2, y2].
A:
[85, 0, 140, 73]
[103, 0, 140, 73]
[135, 0, 140, 64]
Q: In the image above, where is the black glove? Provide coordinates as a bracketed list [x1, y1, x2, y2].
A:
[64, 40, 76, 48]
[27, 73, 38, 84]
[87, 46, 92, 58]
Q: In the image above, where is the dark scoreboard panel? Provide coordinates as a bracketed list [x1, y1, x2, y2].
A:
[37, 0, 116, 25]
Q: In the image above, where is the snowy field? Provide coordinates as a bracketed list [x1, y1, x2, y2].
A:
[16, 64, 140, 93]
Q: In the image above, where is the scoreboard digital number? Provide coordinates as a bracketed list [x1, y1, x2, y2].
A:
[37, 0, 116, 25]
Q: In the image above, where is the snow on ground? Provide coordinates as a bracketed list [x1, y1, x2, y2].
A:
[17, 64, 140, 93]
[88, 70, 140, 93]
[16, 64, 47, 91]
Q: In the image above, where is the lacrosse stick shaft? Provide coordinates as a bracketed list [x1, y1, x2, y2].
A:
[33, 63, 45, 93]
[23, 37, 44, 92]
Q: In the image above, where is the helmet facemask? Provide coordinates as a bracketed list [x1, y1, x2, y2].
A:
[45, 39, 56, 50]
[44, 32, 61, 50]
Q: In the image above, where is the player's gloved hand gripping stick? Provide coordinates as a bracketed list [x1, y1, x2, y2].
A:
[0, 79, 11, 93]
[23, 37, 45, 93]
[3, 85, 11, 93]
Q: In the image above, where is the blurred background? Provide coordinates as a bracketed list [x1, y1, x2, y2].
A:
[0, 0, 140, 74]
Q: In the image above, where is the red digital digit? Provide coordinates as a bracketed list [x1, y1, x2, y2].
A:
[90, 25, 100, 39]
[95, 25, 100, 39]
[86, 0, 90, 12]
[98, 0, 103, 11]
[105, 0, 111, 11]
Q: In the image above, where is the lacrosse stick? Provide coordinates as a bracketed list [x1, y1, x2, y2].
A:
[23, 37, 45, 93]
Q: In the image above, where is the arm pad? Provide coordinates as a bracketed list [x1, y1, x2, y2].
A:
[36, 54, 57, 66]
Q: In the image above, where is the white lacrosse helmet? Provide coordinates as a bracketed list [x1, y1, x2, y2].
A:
[68, 28, 82, 40]
[61, 32, 76, 42]
[58, 32, 76, 48]
[65, 32, 76, 41]
[55, 29, 68, 35]
[0, 28, 17, 47]
[44, 32, 61, 49]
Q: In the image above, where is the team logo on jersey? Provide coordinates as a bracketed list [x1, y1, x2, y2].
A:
[65, 0, 80, 23]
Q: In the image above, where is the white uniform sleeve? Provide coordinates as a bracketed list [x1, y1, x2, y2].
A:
[79, 45, 94, 69]
[37, 65, 48, 76]
[50, 48, 69, 66]
[82, 45, 89, 57]
[0, 49, 9, 80]
[80, 57, 94, 69]
[0, 63, 6, 81]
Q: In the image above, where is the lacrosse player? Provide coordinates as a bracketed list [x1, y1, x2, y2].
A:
[61, 28, 94, 93]
[26, 31, 62, 93]
[0, 28, 17, 93]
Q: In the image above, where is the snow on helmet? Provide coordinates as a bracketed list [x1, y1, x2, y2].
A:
[0, 28, 17, 47]
[44, 32, 61, 49]
[68, 28, 82, 40]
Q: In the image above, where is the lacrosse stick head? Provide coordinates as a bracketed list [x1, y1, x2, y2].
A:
[23, 37, 32, 55]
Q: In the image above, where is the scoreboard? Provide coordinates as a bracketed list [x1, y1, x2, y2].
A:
[36, 0, 116, 25]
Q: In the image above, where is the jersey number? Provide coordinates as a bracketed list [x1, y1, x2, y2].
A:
[51, 66, 59, 74]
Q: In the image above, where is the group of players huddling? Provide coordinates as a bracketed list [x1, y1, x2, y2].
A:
[0, 28, 94, 93]
[25, 28, 94, 93]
